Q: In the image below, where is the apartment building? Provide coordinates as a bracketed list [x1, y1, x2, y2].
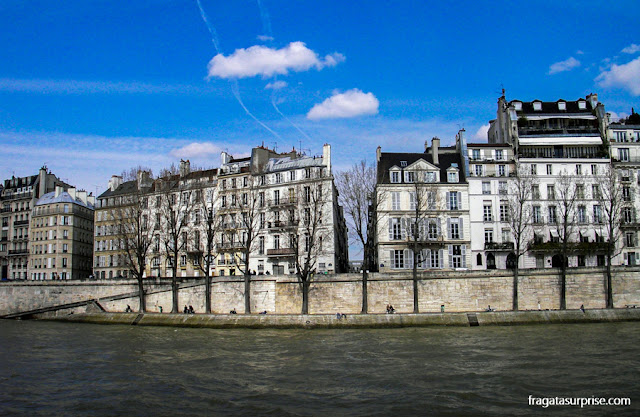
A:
[30, 187, 95, 280]
[0, 167, 68, 280]
[607, 110, 640, 265]
[375, 136, 470, 272]
[488, 94, 611, 269]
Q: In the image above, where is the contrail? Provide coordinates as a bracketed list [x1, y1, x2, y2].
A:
[232, 80, 283, 140]
[256, 0, 313, 143]
[256, 0, 273, 41]
[196, 0, 221, 53]
[195, 0, 282, 141]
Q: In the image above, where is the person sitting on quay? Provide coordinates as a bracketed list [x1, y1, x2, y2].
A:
[386, 304, 395, 314]
[230, 308, 237, 314]
[183, 305, 189, 314]
[125, 305, 133, 313]
[188, 305, 195, 314]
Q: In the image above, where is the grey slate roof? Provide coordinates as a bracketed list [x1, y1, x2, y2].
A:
[377, 148, 466, 184]
[36, 191, 94, 209]
[511, 99, 594, 114]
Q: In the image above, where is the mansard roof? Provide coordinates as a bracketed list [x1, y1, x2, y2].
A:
[510, 99, 595, 114]
[377, 149, 466, 184]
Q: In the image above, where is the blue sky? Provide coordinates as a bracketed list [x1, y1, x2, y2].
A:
[0, 0, 639, 197]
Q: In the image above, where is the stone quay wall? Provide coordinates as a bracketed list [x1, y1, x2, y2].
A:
[1, 267, 639, 316]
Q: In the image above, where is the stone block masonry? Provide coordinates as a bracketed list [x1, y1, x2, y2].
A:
[1, 267, 639, 317]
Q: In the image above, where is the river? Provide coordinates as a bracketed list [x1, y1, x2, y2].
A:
[0, 320, 638, 416]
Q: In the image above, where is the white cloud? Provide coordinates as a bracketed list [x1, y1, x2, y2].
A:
[596, 56, 640, 95]
[265, 80, 288, 90]
[621, 44, 640, 54]
[473, 124, 490, 141]
[207, 41, 345, 79]
[307, 89, 379, 120]
[607, 111, 629, 122]
[548, 57, 581, 74]
[257, 35, 274, 42]
[170, 142, 223, 159]
[576, 50, 585, 55]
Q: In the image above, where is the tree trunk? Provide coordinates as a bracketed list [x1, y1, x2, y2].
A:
[512, 267, 519, 311]
[412, 259, 419, 314]
[302, 279, 309, 314]
[560, 260, 567, 310]
[137, 276, 146, 312]
[244, 272, 251, 314]
[361, 269, 368, 314]
[205, 273, 212, 314]
[171, 275, 179, 313]
[606, 250, 614, 309]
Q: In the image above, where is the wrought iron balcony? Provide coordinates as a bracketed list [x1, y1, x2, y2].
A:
[484, 242, 514, 251]
[266, 247, 295, 257]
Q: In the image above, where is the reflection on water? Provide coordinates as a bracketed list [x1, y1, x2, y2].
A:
[0, 321, 638, 416]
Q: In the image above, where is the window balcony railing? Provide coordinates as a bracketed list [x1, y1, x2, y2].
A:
[266, 247, 295, 257]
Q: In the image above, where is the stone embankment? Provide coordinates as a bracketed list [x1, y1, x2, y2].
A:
[37, 308, 640, 329]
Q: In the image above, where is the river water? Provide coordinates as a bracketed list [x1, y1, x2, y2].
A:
[0, 320, 638, 416]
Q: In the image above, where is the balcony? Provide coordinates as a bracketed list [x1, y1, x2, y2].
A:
[8, 249, 29, 255]
[267, 247, 295, 257]
[14, 220, 29, 226]
[485, 242, 514, 251]
[222, 222, 240, 230]
[268, 220, 298, 230]
[217, 241, 245, 251]
[1, 207, 12, 213]
[269, 198, 297, 208]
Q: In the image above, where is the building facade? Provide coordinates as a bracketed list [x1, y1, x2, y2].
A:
[30, 187, 95, 280]
[0, 167, 68, 280]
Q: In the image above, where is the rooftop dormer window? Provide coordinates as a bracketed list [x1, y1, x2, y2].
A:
[533, 101, 542, 111]
[513, 101, 522, 111]
[390, 170, 400, 183]
[558, 101, 566, 111]
[400, 161, 407, 167]
[578, 100, 586, 110]
[447, 169, 459, 183]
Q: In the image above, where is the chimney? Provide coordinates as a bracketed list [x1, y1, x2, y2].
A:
[431, 137, 440, 165]
[77, 190, 87, 204]
[376, 146, 381, 163]
[87, 195, 96, 206]
[221, 151, 230, 166]
[38, 166, 48, 198]
[137, 171, 151, 190]
[587, 93, 598, 108]
[322, 143, 331, 173]
[55, 185, 63, 197]
[108, 175, 123, 192]
[68, 187, 76, 201]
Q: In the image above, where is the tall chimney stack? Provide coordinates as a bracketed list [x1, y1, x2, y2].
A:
[431, 137, 440, 165]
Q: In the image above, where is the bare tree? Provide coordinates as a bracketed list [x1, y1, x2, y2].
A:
[220, 174, 261, 313]
[113, 189, 154, 312]
[405, 176, 440, 313]
[507, 164, 536, 310]
[598, 165, 624, 308]
[158, 184, 194, 313]
[120, 166, 153, 182]
[292, 181, 333, 314]
[553, 171, 578, 310]
[335, 161, 383, 313]
[192, 184, 222, 313]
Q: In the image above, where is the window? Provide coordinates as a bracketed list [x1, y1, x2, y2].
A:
[289, 170, 296, 181]
[430, 250, 441, 268]
[484, 229, 494, 243]
[260, 213, 265, 229]
[180, 255, 187, 266]
[499, 204, 509, 222]
[259, 192, 265, 207]
[498, 181, 508, 195]
[578, 206, 587, 223]
[592, 185, 601, 199]
[472, 149, 480, 160]
[625, 232, 636, 248]
[546, 164, 552, 175]
[409, 192, 416, 210]
[482, 182, 491, 195]
[576, 184, 584, 199]
[405, 171, 416, 183]
[558, 101, 566, 111]
[393, 250, 405, 269]
[391, 171, 400, 183]
[593, 205, 602, 224]
[62, 258, 67, 268]
[258, 236, 265, 255]
[483, 205, 493, 222]
[400, 160, 407, 167]
[533, 206, 542, 223]
[449, 218, 461, 239]
[623, 207, 633, 224]
[531, 164, 537, 175]
[449, 245, 464, 268]
[575, 164, 582, 175]
[619, 148, 630, 162]
[615, 131, 628, 142]
[547, 185, 555, 200]
[274, 190, 280, 205]
[501, 229, 511, 243]
[495, 150, 503, 160]
[63, 243, 68, 253]
[427, 219, 440, 239]
[447, 171, 458, 183]
[424, 171, 436, 182]
[474, 165, 483, 176]
[274, 235, 280, 249]
[591, 164, 597, 175]
[448, 192, 459, 210]
[623, 186, 632, 201]
[275, 173, 282, 184]
[548, 206, 557, 224]
[533, 101, 542, 111]
[389, 218, 402, 240]
[498, 165, 506, 177]
[391, 192, 401, 210]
